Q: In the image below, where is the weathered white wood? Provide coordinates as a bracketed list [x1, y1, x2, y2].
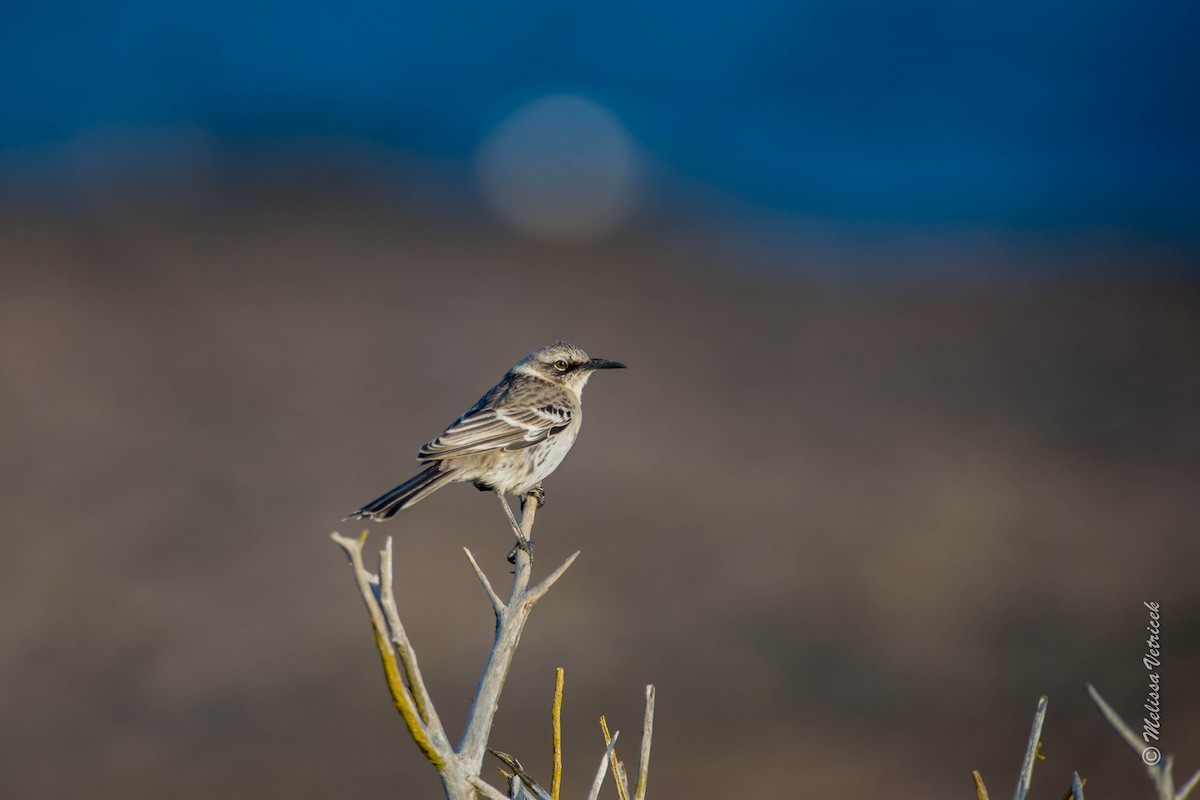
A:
[634, 685, 656, 800]
[333, 492, 614, 800]
[463, 546, 505, 617]
[1087, 683, 1192, 800]
[586, 732, 619, 800]
[1012, 696, 1047, 800]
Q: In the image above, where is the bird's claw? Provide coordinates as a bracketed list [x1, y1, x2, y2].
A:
[506, 536, 536, 564]
[523, 486, 546, 509]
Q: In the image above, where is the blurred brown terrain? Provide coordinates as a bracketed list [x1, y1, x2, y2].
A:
[2, 182, 1198, 799]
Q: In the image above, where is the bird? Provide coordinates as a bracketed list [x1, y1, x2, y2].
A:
[347, 342, 626, 551]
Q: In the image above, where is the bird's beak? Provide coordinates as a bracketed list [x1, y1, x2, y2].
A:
[585, 358, 627, 371]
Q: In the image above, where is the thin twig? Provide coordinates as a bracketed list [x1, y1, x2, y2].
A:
[464, 547, 505, 617]
[460, 498, 574, 776]
[1086, 683, 1179, 800]
[600, 716, 631, 800]
[1012, 696, 1048, 800]
[528, 551, 581, 603]
[333, 493, 632, 800]
[586, 731, 620, 800]
[973, 770, 991, 800]
[469, 775, 514, 800]
[1178, 770, 1200, 800]
[458, 506, 536, 768]
[634, 685, 655, 800]
[552, 668, 564, 800]
[380, 537, 440, 728]
[1087, 684, 1150, 758]
[1060, 776, 1088, 800]
[488, 749, 553, 800]
[330, 532, 448, 769]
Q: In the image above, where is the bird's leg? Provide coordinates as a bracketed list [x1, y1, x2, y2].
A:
[496, 491, 523, 537]
[523, 485, 546, 508]
[496, 491, 534, 563]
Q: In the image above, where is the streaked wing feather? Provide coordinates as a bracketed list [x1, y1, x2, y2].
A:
[418, 405, 572, 460]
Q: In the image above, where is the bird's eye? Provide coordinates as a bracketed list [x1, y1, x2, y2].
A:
[553, 359, 568, 371]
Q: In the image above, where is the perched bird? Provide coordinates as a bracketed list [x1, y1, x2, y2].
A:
[347, 342, 626, 547]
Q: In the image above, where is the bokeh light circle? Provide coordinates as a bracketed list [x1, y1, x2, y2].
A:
[476, 94, 638, 244]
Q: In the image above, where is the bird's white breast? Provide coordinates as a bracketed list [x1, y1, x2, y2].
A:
[486, 413, 581, 495]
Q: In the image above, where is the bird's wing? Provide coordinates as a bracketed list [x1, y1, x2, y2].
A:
[418, 404, 573, 460]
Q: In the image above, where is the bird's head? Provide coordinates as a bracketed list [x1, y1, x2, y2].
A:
[516, 341, 627, 392]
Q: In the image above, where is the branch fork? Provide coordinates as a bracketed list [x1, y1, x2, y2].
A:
[332, 496, 636, 800]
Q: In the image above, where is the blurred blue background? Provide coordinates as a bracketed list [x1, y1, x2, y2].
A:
[4, 0, 1199, 267]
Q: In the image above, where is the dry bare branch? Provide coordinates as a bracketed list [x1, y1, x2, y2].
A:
[974, 767, 993, 800]
[634, 685, 655, 800]
[1012, 696, 1048, 800]
[552, 668, 565, 800]
[1088, 683, 1164, 799]
[380, 537, 440, 727]
[329, 531, 452, 770]
[1084, 683, 1200, 800]
[1059, 776, 1088, 800]
[1165, 757, 1178, 800]
[463, 546, 505, 617]
[600, 715, 630, 800]
[333, 493, 628, 800]
[1178, 770, 1200, 800]
[1087, 683, 1151, 760]
[528, 550, 581, 603]
[488, 748, 553, 800]
[459, 500, 580, 776]
[587, 731, 620, 800]
[470, 774, 515, 800]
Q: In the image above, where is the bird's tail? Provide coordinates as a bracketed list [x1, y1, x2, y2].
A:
[345, 464, 452, 521]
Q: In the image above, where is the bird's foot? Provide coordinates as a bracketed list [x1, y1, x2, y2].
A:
[523, 485, 546, 509]
[506, 534, 536, 564]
